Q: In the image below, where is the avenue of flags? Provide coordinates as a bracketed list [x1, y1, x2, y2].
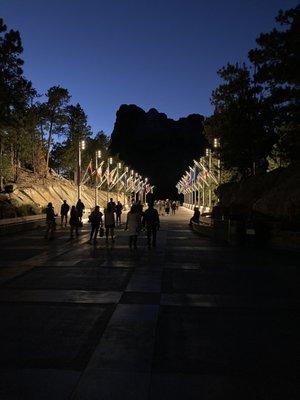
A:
[176, 151, 220, 209]
[81, 158, 153, 196]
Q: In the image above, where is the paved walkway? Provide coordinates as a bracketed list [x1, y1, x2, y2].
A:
[0, 207, 299, 399]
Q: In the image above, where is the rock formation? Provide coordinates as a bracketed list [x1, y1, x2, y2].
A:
[110, 104, 207, 198]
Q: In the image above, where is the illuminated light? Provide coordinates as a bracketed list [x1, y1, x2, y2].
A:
[118, 162, 122, 169]
[131, 169, 134, 176]
[135, 172, 139, 178]
[81, 140, 86, 150]
[213, 138, 218, 148]
[145, 177, 148, 182]
[96, 150, 101, 158]
[206, 148, 210, 156]
[125, 166, 129, 173]
[109, 157, 113, 165]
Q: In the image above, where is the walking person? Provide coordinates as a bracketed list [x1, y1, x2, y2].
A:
[142, 202, 160, 248]
[60, 200, 70, 227]
[76, 199, 85, 223]
[45, 202, 56, 240]
[115, 201, 123, 226]
[125, 204, 142, 250]
[88, 206, 103, 243]
[165, 199, 170, 215]
[158, 200, 163, 216]
[104, 203, 115, 243]
[171, 201, 176, 215]
[70, 206, 79, 238]
[108, 197, 116, 212]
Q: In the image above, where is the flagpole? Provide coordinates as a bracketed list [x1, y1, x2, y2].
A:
[77, 140, 85, 201]
[95, 150, 101, 207]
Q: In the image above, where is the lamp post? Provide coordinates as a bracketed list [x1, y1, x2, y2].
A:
[95, 150, 101, 207]
[144, 177, 148, 204]
[77, 139, 85, 201]
[206, 148, 212, 209]
[117, 162, 122, 202]
[124, 166, 129, 208]
[106, 157, 113, 203]
[213, 138, 221, 184]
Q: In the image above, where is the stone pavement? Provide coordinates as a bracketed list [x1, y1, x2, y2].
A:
[0, 207, 299, 399]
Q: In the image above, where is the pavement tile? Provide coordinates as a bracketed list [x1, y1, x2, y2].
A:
[120, 292, 161, 305]
[0, 303, 114, 370]
[5, 267, 132, 291]
[152, 306, 299, 375]
[0, 369, 80, 400]
[0, 289, 122, 304]
[86, 304, 159, 372]
[161, 293, 217, 307]
[126, 270, 162, 293]
[72, 370, 150, 400]
[148, 373, 300, 400]
[0, 266, 35, 285]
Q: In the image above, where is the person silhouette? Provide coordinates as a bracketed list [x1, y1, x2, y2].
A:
[60, 200, 70, 227]
[142, 202, 160, 248]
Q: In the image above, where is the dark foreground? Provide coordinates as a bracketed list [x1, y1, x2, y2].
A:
[0, 207, 299, 400]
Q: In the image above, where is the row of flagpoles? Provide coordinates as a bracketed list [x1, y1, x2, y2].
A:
[176, 146, 220, 211]
[80, 154, 154, 206]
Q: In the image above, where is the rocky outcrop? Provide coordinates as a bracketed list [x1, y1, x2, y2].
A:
[110, 104, 207, 198]
[0, 170, 118, 219]
[216, 163, 300, 228]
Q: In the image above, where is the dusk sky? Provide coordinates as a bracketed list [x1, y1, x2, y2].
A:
[2, 0, 297, 135]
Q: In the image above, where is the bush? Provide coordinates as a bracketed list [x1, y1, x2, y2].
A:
[15, 204, 39, 217]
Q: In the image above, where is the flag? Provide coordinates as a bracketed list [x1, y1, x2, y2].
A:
[96, 165, 102, 178]
[87, 160, 93, 176]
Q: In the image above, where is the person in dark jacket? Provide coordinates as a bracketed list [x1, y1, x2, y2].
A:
[88, 206, 103, 243]
[45, 202, 56, 239]
[69, 206, 79, 238]
[76, 199, 85, 222]
[60, 200, 70, 227]
[189, 206, 200, 226]
[115, 201, 123, 226]
[142, 202, 160, 248]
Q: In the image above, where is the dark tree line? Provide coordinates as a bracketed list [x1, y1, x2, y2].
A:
[205, 5, 299, 179]
[0, 17, 110, 189]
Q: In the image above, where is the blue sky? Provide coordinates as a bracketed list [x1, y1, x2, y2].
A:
[2, 0, 297, 135]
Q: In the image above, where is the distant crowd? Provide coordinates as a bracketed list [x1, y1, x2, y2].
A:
[44, 198, 181, 249]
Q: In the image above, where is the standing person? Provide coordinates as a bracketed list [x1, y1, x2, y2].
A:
[88, 206, 103, 243]
[76, 199, 85, 223]
[142, 202, 160, 248]
[108, 198, 116, 212]
[60, 200, 70, 227]
[171, 201, 176, 215]
[69, 206, 79, 238]
[158, 200, 163, 216]
[104, 203, 115, 243]
[45, 202, 56, 239]
[115, 201, 123, 226]
[165, 199, 170, 215]
[189, 206, 200, 226]
[125, 204, 142, 250]
[161, 200, 165, 216]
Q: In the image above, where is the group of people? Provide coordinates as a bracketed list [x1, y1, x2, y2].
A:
[44, 197, 160, 249]
[125, 201, 160, 249]
[45, 199, 85, 240]
[156, 199, 179, 216]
